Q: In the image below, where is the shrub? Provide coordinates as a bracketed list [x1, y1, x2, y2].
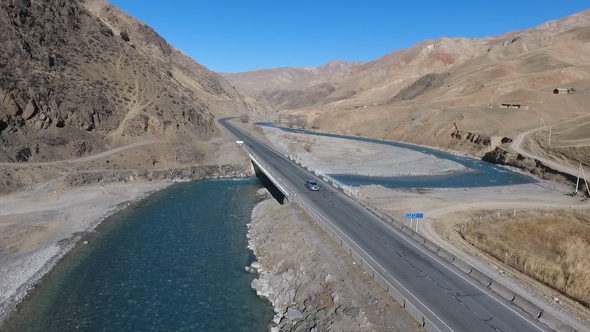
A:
[120, 31, 130, 42]
[239, 113, 249, 123]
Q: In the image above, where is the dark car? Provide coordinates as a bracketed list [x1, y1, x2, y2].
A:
[305, 180, 319, 191]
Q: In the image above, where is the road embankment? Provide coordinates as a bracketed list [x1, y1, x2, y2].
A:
[247, 198, 421, 332]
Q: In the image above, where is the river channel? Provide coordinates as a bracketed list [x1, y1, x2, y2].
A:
[1, 179, 274, 332]
[257, 123, 535, 188]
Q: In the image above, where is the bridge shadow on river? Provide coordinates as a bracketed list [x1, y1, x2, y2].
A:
[252, 162, 287, 204]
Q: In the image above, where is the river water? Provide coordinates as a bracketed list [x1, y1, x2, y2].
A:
[257, 123, 535, 188]
[1, 179, 273, 332]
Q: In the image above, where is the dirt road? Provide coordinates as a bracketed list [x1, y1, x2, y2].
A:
[0, 140, 165, 168]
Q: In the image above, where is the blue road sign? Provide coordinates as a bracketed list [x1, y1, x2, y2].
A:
[406, 213, 424, 219]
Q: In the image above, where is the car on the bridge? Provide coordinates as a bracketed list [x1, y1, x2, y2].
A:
[305, 180, 319, 191]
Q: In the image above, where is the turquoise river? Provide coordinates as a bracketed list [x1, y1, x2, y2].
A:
[1, 179, 274, 332]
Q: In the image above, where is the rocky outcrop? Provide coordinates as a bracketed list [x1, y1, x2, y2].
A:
[451, 129, 492, 147]
[483, 147, 580, 187]
[388, 72, 450, 103]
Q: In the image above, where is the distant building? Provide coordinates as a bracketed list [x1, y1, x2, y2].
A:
[554, 88, 569, 94]
[499, 103, 528, 109]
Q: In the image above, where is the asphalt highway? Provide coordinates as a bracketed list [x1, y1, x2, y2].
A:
[219, 118, 550, 332]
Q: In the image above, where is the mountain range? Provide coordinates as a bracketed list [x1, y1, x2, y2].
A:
[225, 9, 590, 112]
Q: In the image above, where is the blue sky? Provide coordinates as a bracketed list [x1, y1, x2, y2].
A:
[107, 1, 589, 73]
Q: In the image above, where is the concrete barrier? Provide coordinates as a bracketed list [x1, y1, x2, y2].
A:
[341, 241, 352, 256]
[436, 248, 455, 263]
[351, 250, 363, 265]
[387, 283, 404, 304]
[401, 226, 414, 237]
[361, 260, 374, 277]
[488, 280, 515, 301]
[333, 233, 343, 247]
[469, 268, 492, 287]
[412, 232, 427, 245]
[512, 294, 542, 319]
[374, 272, 389, 291]
[423, 316, 443, 332]
[538, 310, 577, 332]
[423, 240, 440, 253]
[391, 219, 403, 230]
[404, 300, 425, 326]
[451, 258, 472, 274]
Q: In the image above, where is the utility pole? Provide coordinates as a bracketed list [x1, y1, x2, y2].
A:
[574, 161, 582, 196]
[539, 116, 548, 132]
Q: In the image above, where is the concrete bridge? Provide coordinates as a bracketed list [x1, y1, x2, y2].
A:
[248, 152, 292, 203]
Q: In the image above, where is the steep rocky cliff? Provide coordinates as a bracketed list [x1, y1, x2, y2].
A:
[0, 0, 247, 163]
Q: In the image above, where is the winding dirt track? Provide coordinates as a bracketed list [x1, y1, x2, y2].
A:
[511, 130, 580, 177]
[0, 140, 165, 168]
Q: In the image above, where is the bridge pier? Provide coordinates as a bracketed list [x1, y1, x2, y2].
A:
[251, 161, 287, 204]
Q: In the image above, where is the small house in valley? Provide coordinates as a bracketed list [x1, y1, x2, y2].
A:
[554, 88, 569, 94]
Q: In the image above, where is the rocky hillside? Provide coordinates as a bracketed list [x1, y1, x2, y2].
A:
[0, 0, 249, 164]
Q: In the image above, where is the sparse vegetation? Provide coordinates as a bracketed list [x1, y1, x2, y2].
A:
[239, 113, 249, 123]
[311, 118, 321, 130]
[462, 210, 590, 307]
[120, 31, 130, 42]
[286, 116, 307, 128]
[253, 124, 264, 134]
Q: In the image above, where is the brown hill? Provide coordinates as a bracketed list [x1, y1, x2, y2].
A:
[0, 0, 251, 163]
[0, 0, 252, 193]
[229, 10, 590, 112]
[223, 60, 363, 110]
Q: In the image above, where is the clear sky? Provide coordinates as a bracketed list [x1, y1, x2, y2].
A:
[107, 0, 589, 73]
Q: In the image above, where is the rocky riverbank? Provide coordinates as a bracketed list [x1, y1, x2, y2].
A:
[246, 195, 421, 332]
[483, 147, 581, 189]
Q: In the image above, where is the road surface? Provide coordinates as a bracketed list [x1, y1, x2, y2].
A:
[219, 118, 550, 332]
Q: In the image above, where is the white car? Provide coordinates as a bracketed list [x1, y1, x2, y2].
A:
[305, 180, 319, 191]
